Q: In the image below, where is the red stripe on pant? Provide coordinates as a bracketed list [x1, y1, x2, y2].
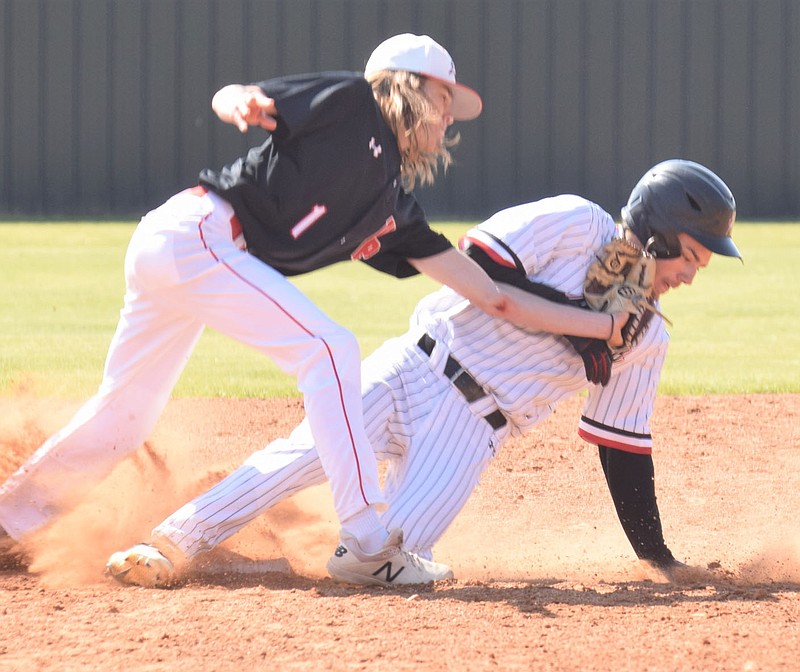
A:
[195, 209, 370, 507]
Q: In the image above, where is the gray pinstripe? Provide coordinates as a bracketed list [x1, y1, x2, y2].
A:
[155, 194, 669, 561]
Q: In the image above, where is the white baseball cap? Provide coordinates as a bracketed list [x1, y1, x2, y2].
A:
[364, 33, 483, 121]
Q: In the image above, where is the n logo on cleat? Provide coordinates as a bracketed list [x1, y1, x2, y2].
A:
[372, 561, 405, 583]
[334, 545, 348, 558]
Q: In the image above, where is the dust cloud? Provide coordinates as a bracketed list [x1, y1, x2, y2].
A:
[2, 395, 800, 589]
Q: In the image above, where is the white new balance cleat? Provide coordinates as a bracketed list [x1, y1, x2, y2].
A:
[106, 543, 176, 588]
[326, 528, 453, 587]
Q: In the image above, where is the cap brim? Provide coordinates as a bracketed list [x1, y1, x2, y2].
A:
[693, 231, 742, 259]
[428, 76, 483, 121]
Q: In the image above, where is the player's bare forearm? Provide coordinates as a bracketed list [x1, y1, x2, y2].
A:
[499, 283, 628, 343]
[410, 251, 627, 342]
[211, 84, 278, 133]
[409, 248, 509, 317]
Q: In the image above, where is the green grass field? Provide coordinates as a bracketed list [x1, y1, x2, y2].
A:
[1, 221, 797, 397]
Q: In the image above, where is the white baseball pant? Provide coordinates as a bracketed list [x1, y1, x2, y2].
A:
[154, 334, 510, 560]
[0, 189, 383, 539]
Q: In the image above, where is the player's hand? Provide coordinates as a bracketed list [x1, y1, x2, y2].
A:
[607, 311, 632, 349]
[639, 559, 720, 586]
[213, 85, 278, 133]
[233, 90, 278, 133]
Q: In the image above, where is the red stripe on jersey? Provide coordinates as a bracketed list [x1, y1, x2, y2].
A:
[188, 185, 208, 197]
[578, 427, 652, 455]
[459, 233, 517, 268]
[230, 214, 243, 239]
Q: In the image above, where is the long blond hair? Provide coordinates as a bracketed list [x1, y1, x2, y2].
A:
[368, 70, 459, 191]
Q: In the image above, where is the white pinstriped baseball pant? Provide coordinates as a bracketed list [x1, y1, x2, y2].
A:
[155, 333, 510, 560]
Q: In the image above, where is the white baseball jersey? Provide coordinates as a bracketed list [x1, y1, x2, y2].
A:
[419, 195, 668, 452]
[153, 195, 670, 560]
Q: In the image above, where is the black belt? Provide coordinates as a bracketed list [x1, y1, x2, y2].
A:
[417, 334, 507, 430]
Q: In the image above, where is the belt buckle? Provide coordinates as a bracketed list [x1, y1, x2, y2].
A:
[448, 364, 486, 403]
[447, 364, 465, 383]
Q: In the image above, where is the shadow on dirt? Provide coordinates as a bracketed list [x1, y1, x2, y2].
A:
[429, 578, 794, 616]
[163, 568, 800, 616]
[3, 553, 797, 615]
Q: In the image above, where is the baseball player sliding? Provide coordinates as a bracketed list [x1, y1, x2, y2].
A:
[105, 159, 741, 587]
[0, 34, 624, 584]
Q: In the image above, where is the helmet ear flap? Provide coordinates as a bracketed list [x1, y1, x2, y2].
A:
[621, 201, 681, 259]
[645, 231, 682, 259]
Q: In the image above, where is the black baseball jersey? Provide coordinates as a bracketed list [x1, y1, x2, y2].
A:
[200, 72, 452, 278]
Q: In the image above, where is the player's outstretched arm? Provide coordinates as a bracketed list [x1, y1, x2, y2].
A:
[597, 445, 721, 585]
[598, 444, 675, 563]
[408, 247, 510, 318]
[456, 240, 628, 346]
[409, 249, 627, 343]
[500, 283, 628, 345]
[211, 84, 278, 133]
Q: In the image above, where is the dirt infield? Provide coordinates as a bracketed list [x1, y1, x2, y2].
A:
[1, 394, 799, 671]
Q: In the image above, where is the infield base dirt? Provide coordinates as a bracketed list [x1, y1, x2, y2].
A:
[1, 394, 799, 671]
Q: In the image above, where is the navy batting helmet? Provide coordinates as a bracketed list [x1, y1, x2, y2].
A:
[621, 159, 741, 259]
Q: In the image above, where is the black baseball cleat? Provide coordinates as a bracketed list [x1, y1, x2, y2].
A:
[0, 526, 13, 554]
[0, 526, 29, 569]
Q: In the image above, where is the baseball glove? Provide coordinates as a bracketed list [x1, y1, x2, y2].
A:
[461, 236, 614, 385]
[583, 238, 670, 355]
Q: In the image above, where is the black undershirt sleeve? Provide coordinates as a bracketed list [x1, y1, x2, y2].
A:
[462, 240, 614, 385]
[461, 240, 567, 300]
[598, 445, 676, 566]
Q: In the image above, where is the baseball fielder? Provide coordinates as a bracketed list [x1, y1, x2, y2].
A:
[105, 160, 741, 587]
[0, 34, 621, 585]
[0, 35, 490, 582]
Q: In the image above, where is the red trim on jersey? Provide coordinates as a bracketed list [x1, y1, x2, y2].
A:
[351, 216, 397, 261]
[196, 213, 370, 507]
[230, 213, 243, 240]
[578, 427, 652, 455]
[186, 185, 243, 241]
[459, 234, 517, 268]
